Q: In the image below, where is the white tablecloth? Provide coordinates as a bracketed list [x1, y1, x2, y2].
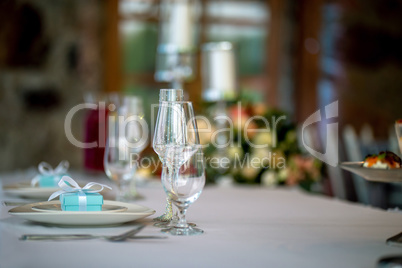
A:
[1, 170, 402, 268]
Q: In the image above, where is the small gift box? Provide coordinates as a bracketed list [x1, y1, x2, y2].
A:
[37, 175, 65, 188]
[48, 176, 112, 212]
[31, 161, 69, 188]
[60, 192, 103, 211]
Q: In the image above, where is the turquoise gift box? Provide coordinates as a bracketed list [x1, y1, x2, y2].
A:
[38, 174, 67, 188]
[60, 192, 103, 211]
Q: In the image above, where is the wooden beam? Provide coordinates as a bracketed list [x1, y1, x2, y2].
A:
[266, 0, 283, 107]
[104, 0, 121, 92]
[294, 0, 323, 123]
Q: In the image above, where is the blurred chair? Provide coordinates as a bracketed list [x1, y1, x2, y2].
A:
[342, 125, 369, 204]
[387, 125, 402, 208]
[324, 123, 347, 200]
[360, 123, 388, 154]
[299, 123, 347, 199]
[360, 124, 375, 152]
[388, 126, 399, 155]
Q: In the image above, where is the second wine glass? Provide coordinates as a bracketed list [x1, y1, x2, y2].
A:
[104, 96, 148, 201]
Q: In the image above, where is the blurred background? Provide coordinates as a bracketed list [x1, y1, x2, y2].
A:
[0, 0, 402, 205]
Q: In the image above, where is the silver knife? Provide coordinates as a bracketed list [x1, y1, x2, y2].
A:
[20, 225, 149, 241]
[20, 234, 168, 241]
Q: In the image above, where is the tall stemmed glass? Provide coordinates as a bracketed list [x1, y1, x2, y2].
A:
[104, 96, 148, 201]
[153, 101, 201, 227]
[153, 89, 183, 223]
[161, 148, 205, 235]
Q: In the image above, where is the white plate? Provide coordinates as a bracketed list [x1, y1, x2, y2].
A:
[339, 162, 402, 183]
[9, 200, 155, 226]
[3, 182, 59, 199]
[31, 204, 128, 213]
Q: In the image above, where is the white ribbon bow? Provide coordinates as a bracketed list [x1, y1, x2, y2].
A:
[31, 161, 70, 187]
[48, 176, 112, 211]
[48, 176, 112, 201]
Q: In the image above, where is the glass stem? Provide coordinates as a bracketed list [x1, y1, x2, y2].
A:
[169, 165, 181, 222]
[172, 209, 179, 221]
[130, 166, 137, 195]
[116, 179, 124, 200]
[176, 207, 188, 228]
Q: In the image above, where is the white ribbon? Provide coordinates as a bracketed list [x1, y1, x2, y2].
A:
[31, 161, 70, 187]
[48, 176, 112, 211]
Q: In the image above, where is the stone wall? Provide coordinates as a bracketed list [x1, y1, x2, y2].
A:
[0, 0, 104, 171]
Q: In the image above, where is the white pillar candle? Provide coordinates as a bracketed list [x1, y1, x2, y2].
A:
[202, 42, 237, 101]
[165, 0, 193, 51]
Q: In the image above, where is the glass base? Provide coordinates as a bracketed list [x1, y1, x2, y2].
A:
[154, 221, 171, 228]
[161, 226, 204, 236]
[154, 220, 196, 228]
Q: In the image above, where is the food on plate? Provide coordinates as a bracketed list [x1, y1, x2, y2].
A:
[363, 151, 401, 169]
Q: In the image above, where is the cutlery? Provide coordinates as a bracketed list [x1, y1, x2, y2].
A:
[20, 234, 167, 241]
[20, 225, 147, 242]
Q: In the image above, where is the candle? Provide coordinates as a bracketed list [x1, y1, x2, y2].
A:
[201, 42, 237, 101]
[159, 0, 194, 52]
[169, 1, 192, 50]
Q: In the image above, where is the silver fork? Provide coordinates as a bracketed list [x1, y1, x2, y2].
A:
[20, 225, 147, 242]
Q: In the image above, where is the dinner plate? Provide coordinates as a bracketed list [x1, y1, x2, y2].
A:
[339, 162, 402, 183]
[9, 200, 155, 226]
[31, 204, 128, 213]
[2, 182, 59, 199]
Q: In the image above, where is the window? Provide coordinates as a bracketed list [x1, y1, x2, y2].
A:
[107, 0, 272, 106]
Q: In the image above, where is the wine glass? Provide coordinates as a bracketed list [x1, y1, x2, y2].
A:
[161, 147, 205, 236]
[153, 101, 200, 224]
[153, 89, 184, 223]
[104, 96, 148, 201]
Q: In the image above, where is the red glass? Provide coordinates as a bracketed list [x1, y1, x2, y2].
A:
[83, 107, 108, 172]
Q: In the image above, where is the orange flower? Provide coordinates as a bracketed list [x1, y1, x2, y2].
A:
[251, 103, 267, 116]
[229, 106, 250, 129]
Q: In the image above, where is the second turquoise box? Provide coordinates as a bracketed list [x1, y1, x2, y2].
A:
[37, 174, 66, 188]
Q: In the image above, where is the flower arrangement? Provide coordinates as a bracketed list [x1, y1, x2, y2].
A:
[200, 93, 323, 191]
[136, 92, 323, 192]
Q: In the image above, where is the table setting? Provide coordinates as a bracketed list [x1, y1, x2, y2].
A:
[1, 1, 402, 267]
[1, 88, 205, 232]
[2, 77, 402, 268]
[2, 162, 69, 200]
[2, 105, 402, 267]
[3, 171, 402, 268]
